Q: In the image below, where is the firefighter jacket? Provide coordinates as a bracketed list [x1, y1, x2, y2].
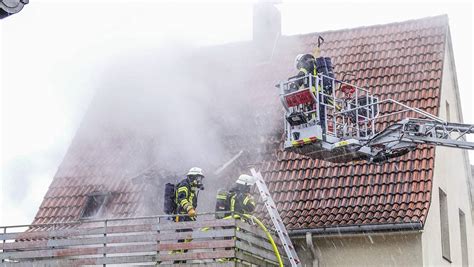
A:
[295, 61, 336, 107]
[296, 61, 317, 89]
[230, 192, 256, 215]
[175, 179, 198, 221]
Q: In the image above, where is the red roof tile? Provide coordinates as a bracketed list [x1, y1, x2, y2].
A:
[32, 15, 448, 232]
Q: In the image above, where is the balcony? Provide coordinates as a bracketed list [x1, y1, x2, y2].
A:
[0, 214, 287, 266]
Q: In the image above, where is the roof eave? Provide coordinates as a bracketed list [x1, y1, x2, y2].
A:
[288, 222, 423, 237]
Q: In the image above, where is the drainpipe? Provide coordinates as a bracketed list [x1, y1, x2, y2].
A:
[306, 232, 320, 267]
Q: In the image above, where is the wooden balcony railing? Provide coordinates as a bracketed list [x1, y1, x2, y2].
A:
[0, 214, 287, 266]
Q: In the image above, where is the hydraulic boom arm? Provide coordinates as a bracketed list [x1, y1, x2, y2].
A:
[369, 119, 474, 150]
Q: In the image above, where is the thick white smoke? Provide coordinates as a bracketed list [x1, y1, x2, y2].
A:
[62, 42, 276, 216]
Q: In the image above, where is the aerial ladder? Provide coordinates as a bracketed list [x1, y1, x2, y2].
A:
[267, 67, 474, 266]
[254, 44, 474, 266]
[276, 72, 474, 163]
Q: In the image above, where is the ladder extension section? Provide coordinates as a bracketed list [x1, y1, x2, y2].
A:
[250, 168, 302, 267]
[369, 118, 474, 149]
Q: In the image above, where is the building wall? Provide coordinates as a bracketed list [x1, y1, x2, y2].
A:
[294, 232, 423, 267]
[421, 40, 473, 266]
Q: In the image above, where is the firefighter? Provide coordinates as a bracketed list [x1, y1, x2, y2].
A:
[293, 53, 337, 132]
[214, 174, 256, 263]
[229, 174, 256, 217]
[215, 174, 256, 220]
[294, 53, 317, 89]
[172, 167, 204, 263]
[293, 53, 325, 129]
[175, 167, 205, 222]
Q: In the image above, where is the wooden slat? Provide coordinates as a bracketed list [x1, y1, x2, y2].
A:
[235, 250, 274, 266]
[157, 239, 234, 251]
[0, 226, 105, 241]
[73, 255, 158, 265]
[5, 255, 158, 266]
[159, 249, 235, 262]
[236, 240, 279, 264]
[1, 243, 157, 260]
[1, 235, 107, 250]
[156, 229, 235, 242]
[235, 220, 282, 246]
[159, 262, 234, 267]
[158, 219, 236, 231]
[106, 223, 156, 234]
[5, 258, 80, 267]
[235, 230, 275, 252]
[1, 240, 48, 250]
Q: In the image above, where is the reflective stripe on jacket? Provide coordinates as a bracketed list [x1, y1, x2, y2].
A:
[176, 179, 196, 215]
[230, 192, 256, 215]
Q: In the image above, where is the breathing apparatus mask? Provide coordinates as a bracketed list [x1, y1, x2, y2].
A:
[235, 183, 250, 193]
[188, 175, 204, 190]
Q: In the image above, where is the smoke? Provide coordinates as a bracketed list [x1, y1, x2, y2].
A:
[62, 41, 276, 217]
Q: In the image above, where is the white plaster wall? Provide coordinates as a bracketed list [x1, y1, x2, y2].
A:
[295, 232, 423, 267]
[421, 40, 473, 266]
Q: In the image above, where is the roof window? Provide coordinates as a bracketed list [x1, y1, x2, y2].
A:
[80, 192, 112, 219]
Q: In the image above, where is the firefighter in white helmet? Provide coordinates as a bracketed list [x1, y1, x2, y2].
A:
[215, 174, 256, 219]
[294, 53, 317, 89]
[172, 167, 205, 263]
[292, 52, 337, 131]
[175, 167, 205, 222]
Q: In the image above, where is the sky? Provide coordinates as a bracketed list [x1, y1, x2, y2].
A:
[1, 0, 473, 226]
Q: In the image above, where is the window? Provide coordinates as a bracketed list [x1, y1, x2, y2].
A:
[81, 192, 111, 219]
[439, 188, 451, 261]
[459, 209, 469, 267]
[446, 100, 451, 121]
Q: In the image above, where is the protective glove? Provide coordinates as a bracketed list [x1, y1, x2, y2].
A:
[188, 208, 196, 217]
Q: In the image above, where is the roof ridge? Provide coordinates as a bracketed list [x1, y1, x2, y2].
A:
[285, 14, 449, 39]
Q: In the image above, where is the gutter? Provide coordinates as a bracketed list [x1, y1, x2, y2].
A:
[289, 222, 423, 237]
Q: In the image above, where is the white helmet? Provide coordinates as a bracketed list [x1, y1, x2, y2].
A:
[294, 53, 315, 69]
[187, 167, 204, 177]
[294, 54, 305, 69]
[236, 174, 256, 186]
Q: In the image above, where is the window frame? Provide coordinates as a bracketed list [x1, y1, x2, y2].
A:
[439, 188, 451, 262]
[80, 192, 112, 219]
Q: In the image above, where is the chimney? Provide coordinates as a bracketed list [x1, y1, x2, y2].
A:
[253, 1, 281, 60]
